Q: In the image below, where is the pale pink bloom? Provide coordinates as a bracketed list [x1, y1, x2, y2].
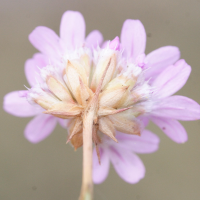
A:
[3, 10, 199, 188]
[93, 130, 159, 184]
[3, 10, 103, 143]
[119, 19, 200, 143]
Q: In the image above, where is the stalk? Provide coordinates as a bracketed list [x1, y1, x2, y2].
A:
[79, 111, 94, 200]
[79, 57, 111, 200]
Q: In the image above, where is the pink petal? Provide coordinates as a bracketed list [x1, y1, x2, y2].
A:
[25, 53, 49, 86]
[85, 30, 103, 48]
[137, 115, 149, 127]
[101, 40, 109, 48]
[152, 59, 191, 99]
[120, 19, 146, 61]
[135, 53, 146, 68]
[109, 36, 120, 50]
[145, 46, 180, 83]
[151, 117, 188, 143]
[108, 146, 145, 184]
[93, 147, 110, 184]
[58, 118, 70, 129]
[29, 26, 62, 58]
[116, 130, 160, 154]
[3, 91, 41, 117]
[24, 114, 57, 143]
[152, 95, 200, 121]
[60, 10, 85, 51]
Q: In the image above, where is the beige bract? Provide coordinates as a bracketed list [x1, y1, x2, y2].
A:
[27, 45, 151, 154]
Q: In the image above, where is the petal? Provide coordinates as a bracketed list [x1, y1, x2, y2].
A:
[152, 59, 191, 98]
[25, 53, 49, 86]
[58, 118, 70, 129]
[145, 46, 180, 83]
[109, 146, 145, 184]
[101, 40, 109, 48]
[93, 147, 110, 184]
[29, 26, 62, 58]
[137, 115, 149, 127]
[85, 30, 103, 48]
[60, 10, 85, 51]
[121, 19, 146, 61]
[3, 91, 41, 117]
[151, 117, 188, 143]
[24, 114, 57, 143]
[109, 36, 120, 51]
[152, 95, 200, 121]
[115, 130, 160, 154]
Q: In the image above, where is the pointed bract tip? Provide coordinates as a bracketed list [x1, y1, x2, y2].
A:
[66, 137, 70, 144]
[137, 131, 141, 136]
[112, 136, 118, 143]
[109, 36, 120, 51]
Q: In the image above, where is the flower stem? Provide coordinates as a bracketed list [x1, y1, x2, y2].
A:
[79, 111, 94, 200]
[79, 56, 111, 200]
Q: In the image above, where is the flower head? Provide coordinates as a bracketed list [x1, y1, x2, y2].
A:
[27, 40, 153, 151]
[3, 11, 200, 198]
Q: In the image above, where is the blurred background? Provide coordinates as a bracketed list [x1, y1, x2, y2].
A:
[1, 0, 200, 199]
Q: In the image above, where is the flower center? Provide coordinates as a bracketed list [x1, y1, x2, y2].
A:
[27, 44, 151, 151]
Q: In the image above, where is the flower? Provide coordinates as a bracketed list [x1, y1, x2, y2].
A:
[3, 10, 103, 143]
[119, 19, 200, 143]
[23, 36, 162, 192]
[93, 130, 159, 184]
[3, 10, 199, 198]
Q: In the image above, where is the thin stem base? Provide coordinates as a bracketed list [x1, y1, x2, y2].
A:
[79, 111, 94, 200]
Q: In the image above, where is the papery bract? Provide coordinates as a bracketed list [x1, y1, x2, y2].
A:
[26, 42, 151, 150]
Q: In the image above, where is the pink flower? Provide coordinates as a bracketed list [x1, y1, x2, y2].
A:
[3, 10, 103, 143]
[93, 130, 159, 184]
[119, 19, 200, 143]
[3, 10, 199, 190]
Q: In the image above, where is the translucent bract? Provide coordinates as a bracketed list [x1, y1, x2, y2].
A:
[27, 40, 151, 152]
